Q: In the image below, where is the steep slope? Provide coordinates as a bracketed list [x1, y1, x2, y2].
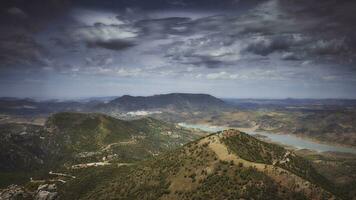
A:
[0, 123, 47, 188]
[59, 129, 337, 200]
[0, 123, 45, 172]
[97, 93, 230, 112]
[220, 131, 335, 197]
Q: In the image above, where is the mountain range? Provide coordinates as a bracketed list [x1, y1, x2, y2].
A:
[0, 93, 232, 115]
[96, 93, 231, 112]
[1, 94, 355, 199]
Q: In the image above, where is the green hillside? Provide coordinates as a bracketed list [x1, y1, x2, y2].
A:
[43, 112, 200, 165]
[0, 112, 202, 188]
[0, 123, 45, 171]
[58, 129, 336, 200]
[221, 131, 335, 196]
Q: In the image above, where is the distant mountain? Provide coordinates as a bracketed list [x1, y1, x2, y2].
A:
[74, 96, 119, 103]
[0, 94, 231, 116]
[224, 98, 356, 109]
[97, 93, 231, 112]
[0, 98, 91, 115]
[59, 129, 337, 200]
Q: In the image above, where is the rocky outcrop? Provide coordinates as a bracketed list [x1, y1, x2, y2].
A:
[0, 184, 58, 200]
[0, 185, 31, 200]
[34, 184, 58, 200]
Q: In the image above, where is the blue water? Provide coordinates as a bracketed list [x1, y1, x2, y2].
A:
[178, 123, 356, 154]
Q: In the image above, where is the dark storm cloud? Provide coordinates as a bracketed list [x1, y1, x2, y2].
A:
[185, 57, 226, 69]
[1, 0, 356, 77]
[0, 0, 356, 98]
[0, 0, 71, 17]
[86, 39, 135, 51]
[50, 37, 78, 51]
[0, 0, 71, 69]
[6, 7, 28, 19]
[168, 53, 228, 69]
[167, 0, 356, 68]
[69, 0, 260, 11]
[0, 33, 49, 69]
[243, 35, 292, 56]
[0, 0, 262, 69]
[0, 0, 260, 14]
[277, 0, 356, 65]
[70, 22, 138, 51]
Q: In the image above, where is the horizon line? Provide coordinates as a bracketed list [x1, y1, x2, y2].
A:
[1, 93, 356, 101]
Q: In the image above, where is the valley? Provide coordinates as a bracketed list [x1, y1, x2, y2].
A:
[167, 108, 356, 148]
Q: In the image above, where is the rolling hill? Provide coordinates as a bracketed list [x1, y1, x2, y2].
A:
[58, 130, 338, 200]
[0, 112, 203, 188]
[43, 112, 202, 166]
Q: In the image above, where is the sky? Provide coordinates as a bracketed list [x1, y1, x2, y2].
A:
[0, 0, 356, 99]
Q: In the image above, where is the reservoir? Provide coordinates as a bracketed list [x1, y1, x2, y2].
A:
[178, 123, 356, 154]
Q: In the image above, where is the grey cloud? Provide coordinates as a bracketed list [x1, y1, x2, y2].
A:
[86, 39, 135, 51]
[244, 37, 288, 56]
[70, 22, 139, 51]
[150, 0, 356, 69]
[0, 34, 49, 69]
[281, 52, 300, 61]
[161, 30, 240, 69]
[277, 0, 356, 64]
[85, 55, 113, 66]
[2, 0, 356, 78]
[135, 17, 191, 37]
[50, 37, 79, 51]
[7, 7, 28, 19]
[242, 34, 308, 56]
[181, 55, 226, 69]
[310, 39, 350, 56]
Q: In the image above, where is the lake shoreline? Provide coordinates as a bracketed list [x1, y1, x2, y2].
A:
[178, 122, 356, 154]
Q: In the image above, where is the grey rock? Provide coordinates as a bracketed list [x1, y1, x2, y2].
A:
[34, 184, 58, 200]
[0, 185, 31, 200]
[34, 191, 58, 200]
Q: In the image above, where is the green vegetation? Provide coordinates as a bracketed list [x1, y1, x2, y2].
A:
[222, 131, 339, 199]
[298, 150, 356, 200]
[58, 131, 333, 200]
[222, 131, 286, 164]
[41, 112, 200, 164]
[178, 165, 307, 200]
[0, 112, 349, 199]
[0, 123, 45, 172]
[0, 112, 201, 188]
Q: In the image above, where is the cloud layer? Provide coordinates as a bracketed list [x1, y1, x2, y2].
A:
[0, 0, 356, 98]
